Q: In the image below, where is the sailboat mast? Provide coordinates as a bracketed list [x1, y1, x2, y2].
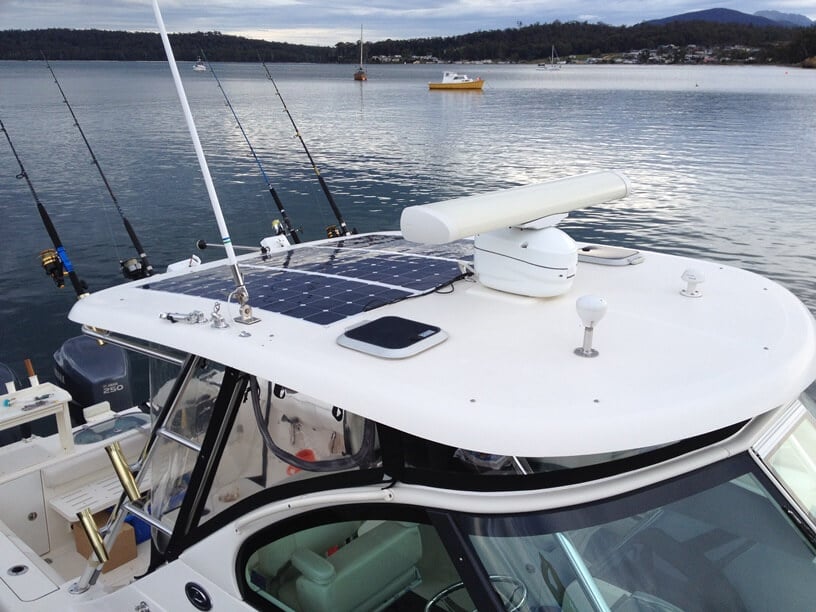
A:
[353, 26, 367, 81]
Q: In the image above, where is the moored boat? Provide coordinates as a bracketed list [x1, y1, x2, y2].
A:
[1, 4, 816, 611]
[428, 71, 484, 90]
[192, 57, 207, 71]
[353, 25, 367, 81]
[538, 45, 564, 70]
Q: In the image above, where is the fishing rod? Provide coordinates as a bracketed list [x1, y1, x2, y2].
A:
[200, 49, 300, 244]
[41, 53, 154, 280]
[259, 56, 352, 237]
[0, 117, 88, 298]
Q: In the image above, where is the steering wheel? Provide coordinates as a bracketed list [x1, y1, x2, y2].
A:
[424, 574, 528, 612]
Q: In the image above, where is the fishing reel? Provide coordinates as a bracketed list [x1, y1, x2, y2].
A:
[40, 248, 65, 288]
[120, 257, 146, 281]
[325, 225, 357, 239]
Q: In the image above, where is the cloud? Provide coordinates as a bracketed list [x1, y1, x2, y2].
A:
[2, 1, 815, 46]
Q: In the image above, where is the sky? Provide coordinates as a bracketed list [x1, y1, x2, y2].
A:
[1, 1, 815, 46]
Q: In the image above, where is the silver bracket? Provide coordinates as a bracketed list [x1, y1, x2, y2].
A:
[231, 286, 261, 325]
[210, 302, 229, 328]
[159, 310, 207, 324]
[234, 303, 261, 325]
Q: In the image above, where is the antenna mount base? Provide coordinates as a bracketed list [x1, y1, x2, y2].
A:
[234, 303, 260, 325]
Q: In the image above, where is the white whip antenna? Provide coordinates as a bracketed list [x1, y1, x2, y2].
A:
[152, 0, 258, 324]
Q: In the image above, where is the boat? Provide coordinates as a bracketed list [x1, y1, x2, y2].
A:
[193, 57, 207, 71]
[428, 71, 485, 90]
[353, 26, 367, 81]
[2, 5, 816, 612]
[538, 45, 563, 70]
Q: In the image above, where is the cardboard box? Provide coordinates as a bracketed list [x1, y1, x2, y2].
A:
[72, 511, 137, 573]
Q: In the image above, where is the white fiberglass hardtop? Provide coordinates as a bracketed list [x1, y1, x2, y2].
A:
[68, 171, 816, 458]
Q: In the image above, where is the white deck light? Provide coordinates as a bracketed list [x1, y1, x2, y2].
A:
[575, 295, 608, 357]
[681, 268, 705, 297]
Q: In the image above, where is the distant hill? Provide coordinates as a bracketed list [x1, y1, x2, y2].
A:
[645, 8, 784, 27]
[754, 10, 814, 27]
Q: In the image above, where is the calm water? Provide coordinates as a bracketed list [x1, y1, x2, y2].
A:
[1, 61, 815, 393]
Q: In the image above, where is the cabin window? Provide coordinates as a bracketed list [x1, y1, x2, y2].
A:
[198, 378, 380, 525]
[241, 512, 475, 612]
[400, 434, 661, 480]
[765, 408, 816, 525]
[456, 457, 816, 611]
[402, 434, 665, 476]
[395, 425, 741, 491]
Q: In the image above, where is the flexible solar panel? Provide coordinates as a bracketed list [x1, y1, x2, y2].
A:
[142, 235, 472, 325]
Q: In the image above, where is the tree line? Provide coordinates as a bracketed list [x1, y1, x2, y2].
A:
[1, 21, 814, 65]
[354, 21, 816, 64]
[0, 29, 334, 62]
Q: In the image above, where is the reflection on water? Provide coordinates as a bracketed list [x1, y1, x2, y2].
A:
[1, 61, 815, 389]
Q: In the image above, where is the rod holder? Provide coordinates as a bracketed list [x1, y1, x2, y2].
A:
[105, 441, 142, 502]
[76, 508, 109, 565]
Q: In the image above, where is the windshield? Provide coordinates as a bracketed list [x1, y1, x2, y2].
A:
[456, 455, 816, 611]
[764, 399, 816, 526]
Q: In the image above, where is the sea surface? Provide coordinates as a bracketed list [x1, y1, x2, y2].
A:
[1, 60, 815, 400]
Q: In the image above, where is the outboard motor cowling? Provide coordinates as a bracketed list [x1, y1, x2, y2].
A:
[53, 336, 133, 423]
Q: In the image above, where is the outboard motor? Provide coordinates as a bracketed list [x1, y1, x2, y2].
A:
[53, 335, 133, 424]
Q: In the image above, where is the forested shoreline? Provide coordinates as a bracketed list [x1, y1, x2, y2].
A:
[1, 22, 814, 65]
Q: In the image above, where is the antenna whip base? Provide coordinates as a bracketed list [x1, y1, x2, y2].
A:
[234, 303, 260, 325]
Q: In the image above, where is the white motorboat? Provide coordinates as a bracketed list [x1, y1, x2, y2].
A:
[1, 5, 816, 612]
[193, 57, 207, 72]
[428, 71, 484, 90]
